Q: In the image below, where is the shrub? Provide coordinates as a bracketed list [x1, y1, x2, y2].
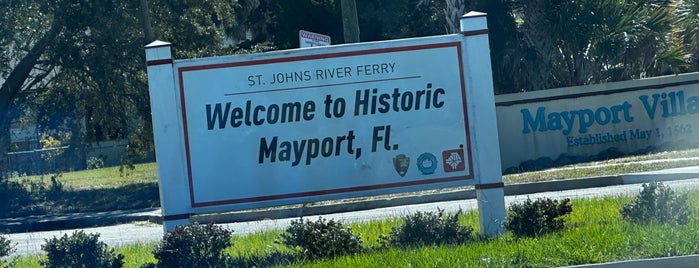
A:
[278, 217, 363, 259]
[86, 156, 105, 170]
[380, 209, 473, 247]
[0, 181, 31, 218]
[40, 231, 123, 268]
[620, 182, 690, 225]
[504, 197, 572, 237]
[1, 235, 15, 268]
[150, 222, 233, 268]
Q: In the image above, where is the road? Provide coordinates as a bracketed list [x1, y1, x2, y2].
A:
[6, 177, 699, 257]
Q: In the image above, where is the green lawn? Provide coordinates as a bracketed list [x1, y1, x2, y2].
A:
[2, 149, 698, 218]
[10, 190, 699, 267]
[11, 148, 699, 188]
[9, 163, 158, 190]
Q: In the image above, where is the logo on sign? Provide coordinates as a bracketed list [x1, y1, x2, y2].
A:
[417, 153, 437, 175]
[442, 149, 465, 172]
[393, 154, 410, 177]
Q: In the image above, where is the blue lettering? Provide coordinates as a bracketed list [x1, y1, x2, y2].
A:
[521, 107, 547, 133]
[521, 102, 633, 135]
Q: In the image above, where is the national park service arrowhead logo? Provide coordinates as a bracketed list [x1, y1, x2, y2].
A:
[392, 154, 410, 177]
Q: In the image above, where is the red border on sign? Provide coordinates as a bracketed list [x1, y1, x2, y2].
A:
[177, 42, 474, 208]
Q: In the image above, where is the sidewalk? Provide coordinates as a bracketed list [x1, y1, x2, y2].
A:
[2, 165, 698, 234]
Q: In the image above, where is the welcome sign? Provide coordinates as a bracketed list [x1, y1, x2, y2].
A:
[146, 12, 505, 235]
[177, 38, 474, 208]
[496, 74, 699, 171]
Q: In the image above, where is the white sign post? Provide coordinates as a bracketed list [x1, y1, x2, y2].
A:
[299, 30, 331, 48]
[145, 12, 505, 236]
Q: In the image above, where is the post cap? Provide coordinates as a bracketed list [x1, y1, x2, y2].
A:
[460, 11, 488, 33]
[145, 40, 171, 49]
[462, 11, 487, 19]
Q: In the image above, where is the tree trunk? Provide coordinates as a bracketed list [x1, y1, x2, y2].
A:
[139, 0, 155, 44]
[0, 20, 62, 178]
[340, 0, 360, 43]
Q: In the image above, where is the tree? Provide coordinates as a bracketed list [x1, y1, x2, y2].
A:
[675, 0, 699, 71]
[0, 0, 62, 177]
[1, 0, 255, 177]
[511, 0, 684, 91]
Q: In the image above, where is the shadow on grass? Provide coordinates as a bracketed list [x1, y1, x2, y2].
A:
[0, 179, 160, 219]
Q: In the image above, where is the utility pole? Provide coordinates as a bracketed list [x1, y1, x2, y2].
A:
[340, 0, 360, 43]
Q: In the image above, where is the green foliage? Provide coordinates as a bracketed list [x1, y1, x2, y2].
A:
[40, 231, 123, 268]
[620, 182, 690, 225]
[0, 180, 31, 217]
[86, 156, 105, 170]
[278, 217, 363, 259]
[10, 191, 699, 267]
[0, 176, 65, 218]
[149, 223, 233, 268]
[0, 235, 15, 268]
[0, 235, 12, 257]
[380, 209, 473, 247]
[509, 0, 682, 91]
[504, 198, 573, 237]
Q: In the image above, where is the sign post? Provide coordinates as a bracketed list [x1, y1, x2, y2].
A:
[460, 11, 506, 236]
[145, 12, 505, 237]
[144, 41, 192, 231]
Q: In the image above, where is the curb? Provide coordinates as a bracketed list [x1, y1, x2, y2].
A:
[0, 208, 159, 234]
[195, 176, 622, 224]
[194, 171, 699, 224]
[566, 254, 699, 268]
[2, 169, 698, 233]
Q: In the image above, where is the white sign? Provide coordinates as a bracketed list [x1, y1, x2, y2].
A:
[177, 36, 473, 208]
[299, 30, 331, 48]
[146, 12, 504, 235]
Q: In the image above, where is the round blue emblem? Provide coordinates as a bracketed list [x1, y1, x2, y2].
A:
[416, 153, 437, 175]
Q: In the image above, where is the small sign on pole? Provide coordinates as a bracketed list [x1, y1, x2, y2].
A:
[299, 30, 331, 48]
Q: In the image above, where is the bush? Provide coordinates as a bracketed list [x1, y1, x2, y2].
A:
[620, 182, 690, 225]
[150, 222, 233, 268]
[278, 217, 363, 259]
[380, 209, 473, 247]
[86, 156, 105, 170]
[1, 235, 15, 268]
[504, 198, 572, 237]
[0, 181, 31, 218]
[40, 231, 123, 268]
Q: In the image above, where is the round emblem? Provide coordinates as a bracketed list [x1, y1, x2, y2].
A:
[417, 153, 437, 175]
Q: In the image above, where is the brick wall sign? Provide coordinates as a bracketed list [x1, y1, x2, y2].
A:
[145, 12, 505, 235]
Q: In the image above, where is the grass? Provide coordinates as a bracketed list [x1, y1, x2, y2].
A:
[118, 243, 156, 268]
[504, 148, 699, 184]
[7, 149, 699, 190]
[9, 190, 699, 267]
[8, 163, 157, 190]
[1, 163, 159, 218]
[1, 149, 698, 218]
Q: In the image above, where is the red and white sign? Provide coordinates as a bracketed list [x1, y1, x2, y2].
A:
[146, 13, 503, 235]
[176, 36, 474, 209]
[299, 30, 331, 48]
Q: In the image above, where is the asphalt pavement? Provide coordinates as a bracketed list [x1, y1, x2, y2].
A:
[3, 165, 699, 267]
